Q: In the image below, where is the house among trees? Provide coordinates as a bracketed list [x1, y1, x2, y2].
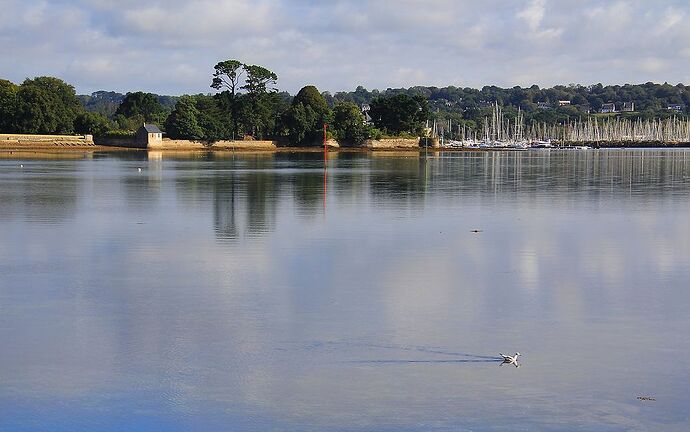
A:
[361, 104, 372, 125]
[667, 104, 685, 112]
[600, 103, 616, 113]
[136, 123, 163, 146]
[621, 102, 635, 112]
[558, 100, 571, 106]
[537, 102, 551, 109]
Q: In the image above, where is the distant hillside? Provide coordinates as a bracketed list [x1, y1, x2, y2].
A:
[320, 82, 690, 135]
[330, 82, 690, 112]
[78, 91, 178, 118]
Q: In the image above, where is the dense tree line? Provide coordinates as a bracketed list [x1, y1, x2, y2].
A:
[164, 59, 424, 145]
[5, 67, 689, 144]
[0, 61, 431, 144]
[332, 82, 690, 135]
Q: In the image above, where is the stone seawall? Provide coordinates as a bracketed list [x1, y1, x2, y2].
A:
[93, 137, 279, 150]
[1, 134, 95, 147]
[94, 136, 143, 148]
[207, 139, 278, 150]
[148, 139, 279, 150]
[364, 138, 422, 149]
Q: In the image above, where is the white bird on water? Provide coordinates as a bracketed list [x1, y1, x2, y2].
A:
[138, 168, 142, 172]
[499, 352, 521, 363]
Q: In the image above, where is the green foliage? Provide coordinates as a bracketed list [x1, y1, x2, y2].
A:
[283, 103, 319, 146]
[242, 65, 278, 96]
[115, 91, 167, 125]
[332, 102, 368, 145]
[103, 129, 135, 138]
[292, 85, 330, 116]
[165, 96, 204, 140]
[245, 91, 290, 140]
[281, 85, 333, 146]
[241, 65, 278, 138]
[368, 127, 384, 140]
[14, 77, 81, 134]
[74, 111, 112, 136]
[369, 94, 429, 136]
[209, 60, 281, 139]
[114, 114, 146, 132]
[78, 91, 124, 118]
[335, 82, 690, 132]
[211, 60, 244, 94]
[211, 59, 244, 138]
[195, 95, 229, 142]
[0, 79, 19, 132]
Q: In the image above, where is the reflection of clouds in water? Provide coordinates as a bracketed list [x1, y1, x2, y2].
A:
[2, 151, 690, 430]
[380, 255, 455, 333]
[517, 247, 539, 291]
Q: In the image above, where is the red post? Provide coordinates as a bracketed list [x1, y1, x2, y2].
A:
[323, 123, 328, 159]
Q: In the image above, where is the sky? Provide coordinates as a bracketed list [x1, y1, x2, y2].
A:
[1, 0, 689, 95]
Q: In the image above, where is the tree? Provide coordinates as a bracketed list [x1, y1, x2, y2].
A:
[74, 112, 112, 136]
[0, 79, 19, 132]
[197, 95, 231, 142]
[115, 91, 166, 124]
[332, 102, 368, 145]
[369, 94, 429, 135]
[283, 85, 332, 146]
[283, 103, 319, 146]
[165, 96, 204, 140]
[241, 64, 278, 137]
[15, 77, 81, 134]
[292, 85, 329, 117]
[211, 59, 244, 138]
[242, 65, 278, 96]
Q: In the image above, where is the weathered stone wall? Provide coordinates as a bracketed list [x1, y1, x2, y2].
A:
[210, 140, 279, 150]
[94, 136, 143, 148]
[0, 134, 95, 147]
[147, 139, 207, 150]
[93, 137, 280, 150]
[145, 138, 279, 150]
[363, 138, 421, 149]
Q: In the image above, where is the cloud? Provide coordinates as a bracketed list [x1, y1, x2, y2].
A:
[0, 0, 689, 94]
[518, 0, 546, 31]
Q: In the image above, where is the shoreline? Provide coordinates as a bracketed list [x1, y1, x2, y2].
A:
[3, 139, 690, 154]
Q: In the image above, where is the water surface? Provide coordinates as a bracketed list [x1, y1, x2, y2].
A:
[1, 149, 689, 431]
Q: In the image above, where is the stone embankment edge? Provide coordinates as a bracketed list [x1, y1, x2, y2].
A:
[3, 134, 443, 151]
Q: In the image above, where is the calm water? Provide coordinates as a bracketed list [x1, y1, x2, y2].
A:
[1, 149, 689, 432]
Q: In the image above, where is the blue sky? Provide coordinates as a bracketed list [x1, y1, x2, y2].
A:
[1, 0, 689, 95]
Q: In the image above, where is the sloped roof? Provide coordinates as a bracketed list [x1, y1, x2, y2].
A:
[141, 123, 162, 134]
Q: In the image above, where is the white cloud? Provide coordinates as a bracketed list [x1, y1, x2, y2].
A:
[1, 0, 689, 94]
[518, 0, 546, 31]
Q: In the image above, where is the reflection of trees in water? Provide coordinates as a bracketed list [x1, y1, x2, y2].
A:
[244, 172, 278, 236]
[212, 176, 239, 241]
[420, 150, 690, 202]
[290, 171, 326, 217]
[121, 174, 161, 210]
[368, 156, 426, 210]
[0, 169, 79, 223]
[175, 150, 690, 241]
[212, 171, 280, 241]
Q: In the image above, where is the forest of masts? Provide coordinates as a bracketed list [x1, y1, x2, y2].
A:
[437, 103, 690, 144]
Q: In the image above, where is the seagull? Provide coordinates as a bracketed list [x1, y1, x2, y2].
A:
[137, 168, 142, 172]
[499, 352, 521, 363]
[20, 164, 23, 168]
